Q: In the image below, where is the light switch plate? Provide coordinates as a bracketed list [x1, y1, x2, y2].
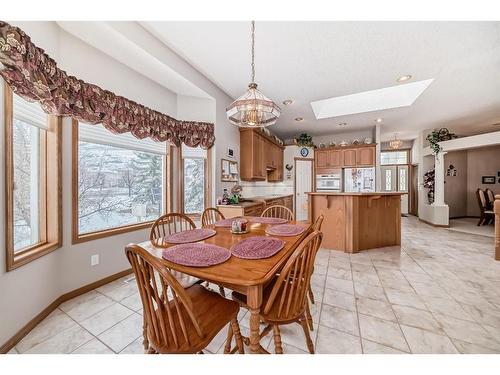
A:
[91, 254, 99, 266]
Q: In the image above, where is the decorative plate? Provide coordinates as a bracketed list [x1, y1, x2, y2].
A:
[300, 147, 309, 157]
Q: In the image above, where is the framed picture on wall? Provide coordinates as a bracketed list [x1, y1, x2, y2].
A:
[482, 176, 496, 184]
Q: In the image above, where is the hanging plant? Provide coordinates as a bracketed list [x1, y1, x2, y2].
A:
[295, 133, 314, 147]
[426, 128, 457, 155]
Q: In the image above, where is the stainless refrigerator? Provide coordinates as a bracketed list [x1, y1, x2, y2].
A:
[344, 167, 375, 192]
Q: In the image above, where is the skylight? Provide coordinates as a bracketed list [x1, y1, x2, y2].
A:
[310, 79, 434, 119]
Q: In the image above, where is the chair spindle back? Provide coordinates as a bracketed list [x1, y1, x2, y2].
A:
[261, 205, 294, 221]
[150, 213, 196, 241]
[201, 208, 225, 227]
[263, 231, 323, 320]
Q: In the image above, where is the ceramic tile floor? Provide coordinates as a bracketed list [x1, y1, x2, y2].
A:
[8, 216, 500, 354]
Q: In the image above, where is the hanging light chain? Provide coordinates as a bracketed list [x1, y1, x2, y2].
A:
[251, 20, 255, 84]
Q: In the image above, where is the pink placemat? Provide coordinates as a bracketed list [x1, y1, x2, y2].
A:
[164, 228, 216, 244]
[265, 224, 306, 237]
[230, 236, 285, 259]
[162, 243, 231, 267]
[248, 217, 288, 224]
[214, 217, 245, 227]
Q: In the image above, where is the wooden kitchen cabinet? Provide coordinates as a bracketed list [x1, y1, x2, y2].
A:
[342, 149, 357, 167]
[357, 146, 375, 166]
[240, 129, 284, 181]
[315, 144, 376, 170]
[240, 130, 266, 180]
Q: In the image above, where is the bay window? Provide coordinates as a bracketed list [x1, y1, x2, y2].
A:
[72, 120, 169, 243]
[5, 84, 62, 271]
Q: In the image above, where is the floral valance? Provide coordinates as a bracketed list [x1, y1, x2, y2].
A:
[0, 21, 215, 149]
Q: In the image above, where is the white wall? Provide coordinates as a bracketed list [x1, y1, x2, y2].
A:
[0, 21, 239, 347]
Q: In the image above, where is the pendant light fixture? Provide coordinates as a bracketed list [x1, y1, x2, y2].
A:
[226, 21, 280, 128]
[389, 133, 403, 149]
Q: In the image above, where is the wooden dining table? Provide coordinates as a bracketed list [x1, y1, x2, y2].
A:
[134, 218, 311, 354]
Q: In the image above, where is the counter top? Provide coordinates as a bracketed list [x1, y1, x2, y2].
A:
[307, 192, 404, 196]
[216, 194, 293, 208]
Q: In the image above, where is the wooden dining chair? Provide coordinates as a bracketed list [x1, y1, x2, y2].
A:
[150, 213, 196, 240]
[476, 189, 494, 226]
[225, 231, 323, 354]
[261, 205, 294, 221]
[150, 212, 226, 296]
[485, 189, 496, 210]
[126, 244, 245, 354]
[201, 207, 225, 227]
[304, 214, 324, 330]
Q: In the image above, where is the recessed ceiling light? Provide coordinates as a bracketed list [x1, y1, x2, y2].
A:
[376, 118, 383, 123]
[282, 99, 293, 106]
[338, 122, 347, 127]
[294, 117, 304, 122]
[397, 75, 412, 83]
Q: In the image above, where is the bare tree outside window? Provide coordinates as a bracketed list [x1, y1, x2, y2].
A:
[78, 142, 163, 234]
[12, 119, 41, 251]
[183, 158, 205, 214]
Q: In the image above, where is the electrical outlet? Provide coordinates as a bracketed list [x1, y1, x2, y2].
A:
[91, 254, 99, 266]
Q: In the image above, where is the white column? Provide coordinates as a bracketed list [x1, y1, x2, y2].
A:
[433, 151, 447, 206]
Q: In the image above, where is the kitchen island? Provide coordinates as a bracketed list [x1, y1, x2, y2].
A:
[308, 192, 403, 253]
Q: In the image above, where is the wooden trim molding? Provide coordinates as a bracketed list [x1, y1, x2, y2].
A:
[494, 195, 499, 261]
[0, 268, 133, 354]
[71, 120, 169, 244]
[5, 84, 62, 271]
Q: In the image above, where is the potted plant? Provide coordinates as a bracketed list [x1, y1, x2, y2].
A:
[423, 168, 435, 204]
[295, 133, 314, 147]
[426, 128, 457, 155]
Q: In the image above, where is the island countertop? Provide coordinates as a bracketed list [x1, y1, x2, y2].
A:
[307, 191, 404, 196]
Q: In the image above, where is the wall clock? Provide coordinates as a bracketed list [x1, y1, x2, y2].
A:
[300, 147, 309, 157]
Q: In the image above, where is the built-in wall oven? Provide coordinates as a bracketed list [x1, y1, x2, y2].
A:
[316, 172, 342, 192]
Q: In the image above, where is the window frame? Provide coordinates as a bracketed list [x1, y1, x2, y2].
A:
[380, 150, 409, 166]
[5, 84, 62, 271]
[71, 119, 171, 244]
[177, 146, 212, 219]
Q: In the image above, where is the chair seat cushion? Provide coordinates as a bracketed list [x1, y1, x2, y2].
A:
[152, 284, 239, 353]
[171, 270, 200, 288]
[484, 210, 494, 214]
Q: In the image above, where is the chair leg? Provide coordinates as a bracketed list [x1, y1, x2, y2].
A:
[299, 316, 315, 354]
[142, 317, 149, 351]
[308, 285, 315, 305]
[219, 286, 226, 297]
[477, 215, 484, 226]
[305, 302, 314, 331]
[272, 325, 283, 354]
[230, 318, 245, 354]
[224, 324, 233, 354]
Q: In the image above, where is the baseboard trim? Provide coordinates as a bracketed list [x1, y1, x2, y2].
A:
[0, 268, 133, 354]
[418, 218, 450, 228]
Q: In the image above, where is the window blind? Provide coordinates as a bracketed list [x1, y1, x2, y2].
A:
[79, 123, 168, 155]
[182, 143, 207, 159]
[13, 94, 48, 130]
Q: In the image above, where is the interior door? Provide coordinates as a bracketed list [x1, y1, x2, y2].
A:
[295, 159, 313, 221]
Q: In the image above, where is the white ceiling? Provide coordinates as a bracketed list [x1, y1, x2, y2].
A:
[141, 21, 500, 141]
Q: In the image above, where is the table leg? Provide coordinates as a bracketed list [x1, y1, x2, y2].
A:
[247, 285, 263, 354]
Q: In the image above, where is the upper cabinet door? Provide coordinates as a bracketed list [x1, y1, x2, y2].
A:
[342, 149, 357, 167]
[357, 146, 375, 166]
[328, 150, 342, 168]
[316, 150, 329, 168]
